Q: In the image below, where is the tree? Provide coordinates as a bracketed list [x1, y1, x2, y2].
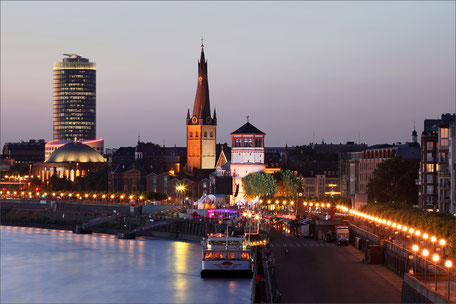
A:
[5, 164, 30, 176]
[273, 170, 302, 199]
[84, 167, 108, 191]
[242, 172, 277, 200]
[48, 175, 72, 191]
[367, 157, 418, 205]
[146, 191, 168, 201]
[289, 145, 338, 162]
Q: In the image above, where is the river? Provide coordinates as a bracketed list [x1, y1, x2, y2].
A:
[0, 226, 251, 303]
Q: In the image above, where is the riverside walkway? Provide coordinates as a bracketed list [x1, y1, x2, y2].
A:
[268, 230, 402, 303]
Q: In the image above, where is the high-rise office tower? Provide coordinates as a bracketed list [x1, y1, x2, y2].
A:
[53, 54, 96, 141]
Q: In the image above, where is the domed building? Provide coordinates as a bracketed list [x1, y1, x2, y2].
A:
[33, 142, 107, 182]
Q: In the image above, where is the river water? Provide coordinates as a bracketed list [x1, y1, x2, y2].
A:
[0, 226, 251, 303]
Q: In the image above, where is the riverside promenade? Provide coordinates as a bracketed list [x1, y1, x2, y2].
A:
[267, 230, 403, 303]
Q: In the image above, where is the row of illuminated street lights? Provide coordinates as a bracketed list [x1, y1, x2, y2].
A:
[0, 190, 146, 201]
[2, 174, 34, 181]
[344, 207, 448, 252]
[411, 245, 453, 298]
[258, 200, 338, 208]
[339, 206, 453, 299]
[259, 199, 295, 206]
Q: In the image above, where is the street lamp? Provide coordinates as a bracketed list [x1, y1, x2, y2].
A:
[412, 245, 419, 275]
[444, 260, 452, 300]
[432, 254, 439, 291]
[422, 249, 429, 284]
[430, 236, 437, 251]
[439, 239, 447, 255]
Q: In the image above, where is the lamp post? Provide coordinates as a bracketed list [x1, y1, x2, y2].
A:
[444, 260, 452, 300]
[415, 230, 421, 244]
[412, 245, 419, 275]
[176, 184, 186, 205]
[432, 254, 439, 291]
[431, 236, 437, 251]
[255, 214, 260, 233]
[247, 212, 252, 243]
[422, 249, 429, 284]
[439, 239, 446, 255]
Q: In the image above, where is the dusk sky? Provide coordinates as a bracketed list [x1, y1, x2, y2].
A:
[1, 1, 455, 149]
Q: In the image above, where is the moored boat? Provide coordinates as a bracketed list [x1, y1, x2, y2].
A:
[201, 233, 253, 277]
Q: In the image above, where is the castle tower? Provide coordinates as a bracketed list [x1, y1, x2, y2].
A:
[230, 120, 265, 201]
[186, 41, 217, 173]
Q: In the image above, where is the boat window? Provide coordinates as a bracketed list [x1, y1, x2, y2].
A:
[241, 252, 250, 259]
[209, 241, 242, 246]
[204, 252, 213, 260]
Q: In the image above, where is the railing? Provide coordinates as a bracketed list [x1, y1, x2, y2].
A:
[262, 246, 281, 303]
[350, 222, 455, 302]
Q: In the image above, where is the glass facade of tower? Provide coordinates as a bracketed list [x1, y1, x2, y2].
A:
[53, 55, 96, 141]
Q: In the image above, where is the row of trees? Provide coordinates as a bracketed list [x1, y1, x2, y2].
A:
[362, 203, 455, 258]
[242, 169, 350, 206]
[242, 170, 303, 200]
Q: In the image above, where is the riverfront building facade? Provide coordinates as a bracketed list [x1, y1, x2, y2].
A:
[418, 113, 456, 213]
[230, 121, 266, 202]
[53, 54, 96, 141]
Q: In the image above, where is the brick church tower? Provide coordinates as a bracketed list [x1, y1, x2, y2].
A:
[186, 41, 217, 173]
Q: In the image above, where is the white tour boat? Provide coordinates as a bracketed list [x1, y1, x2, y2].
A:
[201, 233, 253, 277]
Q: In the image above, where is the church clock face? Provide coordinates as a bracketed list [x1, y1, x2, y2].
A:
[191, 116, 198, 124]
[205, 117, 212, 124]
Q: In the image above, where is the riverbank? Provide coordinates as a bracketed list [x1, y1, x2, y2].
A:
[0, 221, 203, 243]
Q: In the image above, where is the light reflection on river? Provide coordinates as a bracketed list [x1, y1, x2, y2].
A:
[1, 226, 251, 303]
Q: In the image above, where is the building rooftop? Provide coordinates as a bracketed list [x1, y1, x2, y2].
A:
[231, 122, 265, 135]
[46, 142, 106, 163]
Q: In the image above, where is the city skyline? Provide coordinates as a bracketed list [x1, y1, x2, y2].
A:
[1, 1, 455, 149]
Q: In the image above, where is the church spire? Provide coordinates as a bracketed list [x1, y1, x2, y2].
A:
[213, 108, 217, 121]
[192, 38, 211, 122]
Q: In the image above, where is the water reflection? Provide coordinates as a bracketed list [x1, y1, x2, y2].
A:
[1, 226, 250, 303]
